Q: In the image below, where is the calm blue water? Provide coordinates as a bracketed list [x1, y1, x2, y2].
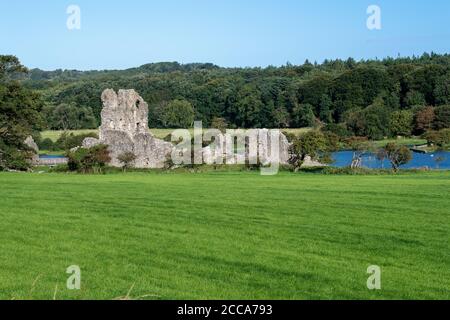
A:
[332, 151, 450, 170]
[39, 153, 450, 169]
[39, 155, 66, 159]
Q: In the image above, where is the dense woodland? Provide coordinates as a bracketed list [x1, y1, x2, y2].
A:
[1, 54, 450, 170]
[24, 53, 450, 140]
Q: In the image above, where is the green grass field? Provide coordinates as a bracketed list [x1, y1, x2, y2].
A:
[0, 171, 449, 300]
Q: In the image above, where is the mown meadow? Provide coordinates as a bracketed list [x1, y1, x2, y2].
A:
[0, 171, 449, 300]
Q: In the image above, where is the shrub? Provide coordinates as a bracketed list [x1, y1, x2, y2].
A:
[321, 166, 379, 175]
[117, 152, 137, 171]
[423, 129, 450, 149]
[67, 144, 111, 173]
[282, 131, 296, 143]
[0, 141, 34, 171]
[49, 164, 70, 173]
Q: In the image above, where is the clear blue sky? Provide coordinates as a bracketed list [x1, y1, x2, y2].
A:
[1, 0, 449, 70]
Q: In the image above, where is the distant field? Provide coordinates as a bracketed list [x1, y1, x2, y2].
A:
[41, 128, 313, 142]
[41, 130, 100, 141]
[373, 138, 427, 148]
[41, 129, 427, 151]
[0, 171, 449, 299]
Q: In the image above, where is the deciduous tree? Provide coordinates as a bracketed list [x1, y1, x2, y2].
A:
[160, 99, 195, 128]
[382, 143, 412, 172]
[288, 131, 334, 171]
[0, 56, 44, 170]
[389, 110, 413, 136]
[414, 106, 435, 134]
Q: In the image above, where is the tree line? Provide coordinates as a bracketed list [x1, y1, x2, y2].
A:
[24, 53, 450, 139]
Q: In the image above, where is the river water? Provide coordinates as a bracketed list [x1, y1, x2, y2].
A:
[39, 152, 450, 170]
[332, 151, 450, 170]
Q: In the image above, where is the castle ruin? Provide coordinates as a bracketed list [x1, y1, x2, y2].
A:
[80, 89, 321, 169]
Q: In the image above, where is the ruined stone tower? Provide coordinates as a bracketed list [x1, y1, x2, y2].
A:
[83, 89, 173, 168]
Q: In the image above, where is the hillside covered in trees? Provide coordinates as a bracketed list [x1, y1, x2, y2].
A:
[25, 53, 450, 139]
